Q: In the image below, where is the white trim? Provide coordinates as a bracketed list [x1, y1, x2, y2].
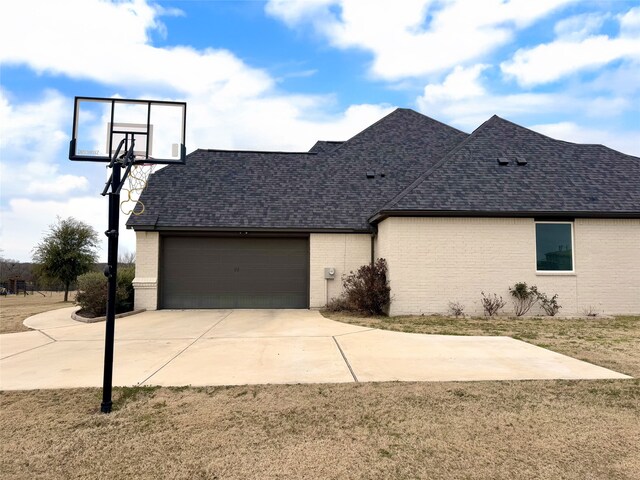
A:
[534, 221, 575, 274]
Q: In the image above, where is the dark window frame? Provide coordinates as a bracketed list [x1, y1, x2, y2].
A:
[535, 221, 575, 273]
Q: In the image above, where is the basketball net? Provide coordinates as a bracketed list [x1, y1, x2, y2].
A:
[120, 163, 156, 216]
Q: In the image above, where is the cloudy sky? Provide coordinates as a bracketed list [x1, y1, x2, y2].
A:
[1, 0, 639, 262]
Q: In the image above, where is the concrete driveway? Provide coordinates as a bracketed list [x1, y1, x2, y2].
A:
[0, 308, 630, 390]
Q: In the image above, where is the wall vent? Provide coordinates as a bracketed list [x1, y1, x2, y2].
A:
[366, 171, 375, 178]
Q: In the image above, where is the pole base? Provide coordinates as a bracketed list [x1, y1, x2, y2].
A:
[100, 401, 112, 414]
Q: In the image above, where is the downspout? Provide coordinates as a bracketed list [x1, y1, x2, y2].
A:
[370, 231, 376, 265]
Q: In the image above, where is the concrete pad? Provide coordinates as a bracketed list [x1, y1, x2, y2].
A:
[23, 307, 79, 329]
[205, 309, 370, 338]
[42, 309, 233, 341]
[0, 339, 192, 390]
[144, 337, 354, 386]
[336, 329, 631, 382]
[0, 331, 53, 359]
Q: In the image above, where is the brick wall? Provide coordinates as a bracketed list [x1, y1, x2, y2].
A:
[376, 217, 640, 316]
[309, 233, 372, 308]
[132, 231, 159, 311]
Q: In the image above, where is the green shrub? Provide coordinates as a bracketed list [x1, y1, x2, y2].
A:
[76, 272, 108, 317]
[75, 268, 135, 317]
[117, 266, 135, 313]
[342, 258, 391, 315]
[509, 282, 539, 316]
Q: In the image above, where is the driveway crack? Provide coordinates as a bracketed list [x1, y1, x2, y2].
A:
[137, 311, 233, 386]
[332, 336, 358, 382]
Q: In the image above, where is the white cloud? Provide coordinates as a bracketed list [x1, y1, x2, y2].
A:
[0, 0, 273, 97]
[421, 64, 489, 101]
[554, 12, 608, 41]
[416, 64, 638, 151]
[0, 90, 95, 199]
[26, 175, 90, 195]
[266, 0, 573, 80]
[0, 197, 130, 263]
[501, 6, 640, 86]
[417, 64, 558, 127]
[529, 122, 640, 157]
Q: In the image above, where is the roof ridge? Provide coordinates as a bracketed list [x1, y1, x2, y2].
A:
[401, 108, 469, 136]
[327, 107, 399, 155]
[371, 115, 496, 215]
[488, 115, 604, 150]
[204, 148, 316, 155]
[328, 107, 468, 156]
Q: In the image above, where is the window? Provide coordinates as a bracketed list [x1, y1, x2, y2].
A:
[535, 222, 574, 272]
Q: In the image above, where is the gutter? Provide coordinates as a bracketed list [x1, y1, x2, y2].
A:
[128, 225, 374, 234]
[369, 209, 640, 224]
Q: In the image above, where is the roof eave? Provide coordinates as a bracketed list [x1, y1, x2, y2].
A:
[128, 225, 374, 234]
[369, 209, 640, 224]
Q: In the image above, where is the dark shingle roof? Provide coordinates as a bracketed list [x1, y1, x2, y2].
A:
[373, 115, 640, 220]
[308, 140, 344, 154]
[127, 109, 639, 232]
[127, 108, 467, 231]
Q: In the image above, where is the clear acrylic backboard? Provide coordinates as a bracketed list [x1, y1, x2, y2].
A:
[69, 97, 186, 164]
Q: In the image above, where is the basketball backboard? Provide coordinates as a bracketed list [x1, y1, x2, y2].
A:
[69, 97, 186, 164]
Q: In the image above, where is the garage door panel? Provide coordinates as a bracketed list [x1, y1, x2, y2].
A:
[161, 237, 309, 309]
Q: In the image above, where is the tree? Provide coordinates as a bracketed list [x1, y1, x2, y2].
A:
[118, 250, 136, 268]
[32, 217, 99, 301]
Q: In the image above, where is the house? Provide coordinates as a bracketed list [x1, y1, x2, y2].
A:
[127, 109, 640, 316]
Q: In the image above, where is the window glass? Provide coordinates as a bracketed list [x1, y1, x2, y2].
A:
[536, 223, 573, 271]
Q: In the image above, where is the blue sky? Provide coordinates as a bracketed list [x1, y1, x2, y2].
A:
[1, 0, 639, 261]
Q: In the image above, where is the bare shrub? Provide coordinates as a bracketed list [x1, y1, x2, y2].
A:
[509, 282, 539, 316]
[536, 291, 561, 316]
[583, 305, 599, 317]
[448, 301, 465, 318]
[480, 292, 506, 317]
[342, 258, 391, 315]
[324, 296, 350, 312]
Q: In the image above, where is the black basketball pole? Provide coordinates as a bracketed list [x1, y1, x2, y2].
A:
[101, 161, 121, 414]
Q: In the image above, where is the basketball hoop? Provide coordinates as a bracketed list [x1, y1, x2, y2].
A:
[68, 96, 186, 414]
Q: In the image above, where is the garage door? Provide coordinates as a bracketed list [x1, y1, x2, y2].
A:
[160, 236, 309, 309]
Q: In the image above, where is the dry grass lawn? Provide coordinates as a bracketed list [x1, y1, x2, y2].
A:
[1, 301, 638, 479]
[0, 291, 75, 334]
[1, 380, 639, 480]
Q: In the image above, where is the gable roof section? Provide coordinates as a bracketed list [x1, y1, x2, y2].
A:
[127, 108, 468, 231]
[372, 115, 640, 221]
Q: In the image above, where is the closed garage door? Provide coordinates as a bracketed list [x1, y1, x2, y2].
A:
[160, 236, 309, 309]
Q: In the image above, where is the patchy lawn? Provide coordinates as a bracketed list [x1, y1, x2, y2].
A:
[1, 380, 639, 480]
[0, 292, 75, 334]
[322, 311, 640, 377]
